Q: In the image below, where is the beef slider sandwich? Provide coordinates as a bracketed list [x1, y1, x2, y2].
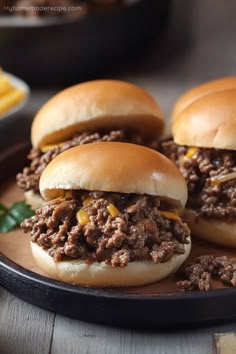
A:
[21, 142, 191, 287]
[16, 80, 164, 210]
[161, 77, 236, 247]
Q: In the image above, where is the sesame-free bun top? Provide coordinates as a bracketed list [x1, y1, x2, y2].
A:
[40, 142, 187, 208]
[32, 80, 164, 149]
[172, 76, 236, 122]
[172, 79, 236, 150]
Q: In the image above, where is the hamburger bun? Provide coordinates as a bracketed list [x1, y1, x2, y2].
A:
[31, 239, 191, 287]
[172, 90, 236, 150]
[183, 209, 236, 247]
[34, 142, 190, 287]
[32, 80, 164, 149]
[171, 77, 236, 247]
[40, 142, 188, 208]
[24, 190, 44, 210]
[172, 76, 236, 122]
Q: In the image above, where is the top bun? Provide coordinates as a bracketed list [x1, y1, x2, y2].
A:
[172, 76, 236, 121]
[172, 77, 236, 149]
[32, 80, 164, 149]
[40, 142, 187, 208]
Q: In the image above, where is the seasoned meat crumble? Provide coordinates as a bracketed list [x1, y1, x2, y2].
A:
[21, 192, 190, 266]
[17, 129, 159, 193]
[177, 255, 236, 291]
[161, 139, 236, 220]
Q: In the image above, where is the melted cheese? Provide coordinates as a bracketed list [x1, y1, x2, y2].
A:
[159, 210, 181, 222]
[184, 147, 198, 159]
[107, 203, 120, 217]
[41, 141, 67, 152]
[76, 209, 90, 225]
[160, 210, 190, 232]
[83, 198, 93, 207]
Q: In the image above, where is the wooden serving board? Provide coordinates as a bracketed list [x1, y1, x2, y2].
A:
[1, 149, 236, 295]
[2, 142, 236, 328]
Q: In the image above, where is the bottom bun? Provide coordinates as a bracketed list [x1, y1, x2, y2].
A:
[31, 239, 191, 287]
[183, 209, 236, 247]
[25, 190, 44, 210]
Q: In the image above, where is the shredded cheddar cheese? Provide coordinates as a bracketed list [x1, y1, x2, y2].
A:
[184, 147, 198, 159]
[159, 210, 182, 222]
[107, 203, 120, 217]
[160, 210, 190, 232]
[76, 209, 90, 225]
[41, 141, 67, 152]
[83, 198, 93, 207]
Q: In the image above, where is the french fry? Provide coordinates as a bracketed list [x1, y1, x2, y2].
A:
[0, 88, 25, 115]
[0, 77, 13, 97]
[0, 69, 27, 116]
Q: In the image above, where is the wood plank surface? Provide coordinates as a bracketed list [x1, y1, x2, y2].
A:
[50, 315, 236, 354]
[0, 287, 236, 354]
[0, 288, 55, 354]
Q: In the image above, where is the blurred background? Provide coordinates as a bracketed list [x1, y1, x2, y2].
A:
[0, 0, 236, 122]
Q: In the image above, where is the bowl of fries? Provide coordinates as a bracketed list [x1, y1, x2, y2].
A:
[0, 69, 29, 120]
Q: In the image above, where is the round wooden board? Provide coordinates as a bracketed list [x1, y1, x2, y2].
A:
[1, 144, 236, 327]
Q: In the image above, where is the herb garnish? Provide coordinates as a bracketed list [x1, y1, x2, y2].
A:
[0, 201, 34, 232]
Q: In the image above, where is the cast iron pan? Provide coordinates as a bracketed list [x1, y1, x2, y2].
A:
[0, 0, 170, 85]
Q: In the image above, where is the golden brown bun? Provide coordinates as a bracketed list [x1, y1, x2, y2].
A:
[172, 90, 236, 149]
[183, 209, 236, 247]
[31, 239, 191, 287]
[40, 142, 188, 208]
[24, 191, 44, 210]
[31, 80, 164, 149]
[172, 76, 236, 122]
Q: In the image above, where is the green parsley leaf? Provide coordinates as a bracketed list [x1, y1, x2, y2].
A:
[9, 201, 34, 223]
[0, 213, 18, 232]
[0, 203, 8, 213]
[0, 201, 34, 232]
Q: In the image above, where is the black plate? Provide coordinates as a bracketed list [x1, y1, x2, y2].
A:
[1, 117, 236, 328]
[1, 253, 236, 328]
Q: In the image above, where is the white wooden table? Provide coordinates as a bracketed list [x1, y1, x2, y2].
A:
[1, 287, 236, 354]
[1, 1, 236, 353]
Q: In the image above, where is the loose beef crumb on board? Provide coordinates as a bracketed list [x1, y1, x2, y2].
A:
[177, 255, 236, 291]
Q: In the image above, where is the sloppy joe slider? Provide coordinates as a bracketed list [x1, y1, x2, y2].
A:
[16, 80, 164, 209]
[21, 142, 191, 287]
[162, 77, 236, 247]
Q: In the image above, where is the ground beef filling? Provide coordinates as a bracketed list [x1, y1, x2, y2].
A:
[177, 255, 236, 291]
[21, 192, 190, 266]
[161, 139, 236, 220]
[16, 130, 159, 193]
